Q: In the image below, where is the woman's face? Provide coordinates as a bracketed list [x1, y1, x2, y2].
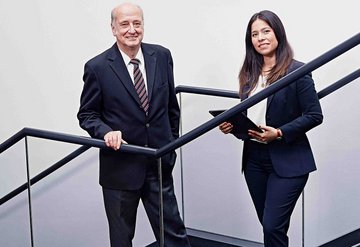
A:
[251, 18, 278, 58]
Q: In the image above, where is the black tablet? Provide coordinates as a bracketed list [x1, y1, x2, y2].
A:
[209, 109, 262, 139]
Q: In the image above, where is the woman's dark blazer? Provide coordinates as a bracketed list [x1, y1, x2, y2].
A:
[241, 60, 323, 177]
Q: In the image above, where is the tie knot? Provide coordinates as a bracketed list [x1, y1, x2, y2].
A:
[130, 58, 140, 66]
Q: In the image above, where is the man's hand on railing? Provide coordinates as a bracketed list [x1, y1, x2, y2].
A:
[104, 131, 127, 150]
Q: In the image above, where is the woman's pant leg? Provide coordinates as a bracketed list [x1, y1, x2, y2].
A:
[263, 172, 308, 246]
[244, 142, 273, 224]
[244, 142, 308, 247]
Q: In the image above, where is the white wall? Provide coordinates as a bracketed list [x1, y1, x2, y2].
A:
[0, 0, 359, 246]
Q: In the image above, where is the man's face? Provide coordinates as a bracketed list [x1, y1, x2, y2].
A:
[111, 5, 144, 51]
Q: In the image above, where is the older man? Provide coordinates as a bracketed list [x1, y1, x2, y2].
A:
[77, 2, 191, 246]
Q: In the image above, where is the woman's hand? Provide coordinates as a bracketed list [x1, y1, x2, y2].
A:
[248, 125, 281, 143]
[219, 122, 233, 134]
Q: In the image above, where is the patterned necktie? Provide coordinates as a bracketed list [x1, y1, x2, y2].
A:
[130, 59, 149, 115]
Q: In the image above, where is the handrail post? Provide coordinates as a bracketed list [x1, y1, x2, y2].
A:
[178, 92, 186, 223]
[157, 157, 164, 247]
[302, 191, 305, 247]
[25, 137, 35, 247]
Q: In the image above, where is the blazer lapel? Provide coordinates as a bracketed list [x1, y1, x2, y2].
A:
[267, 60, 297, 109]
[267, 92, 275, 109]
[107, 44, 141, 105]
[142, 44, 156, 103]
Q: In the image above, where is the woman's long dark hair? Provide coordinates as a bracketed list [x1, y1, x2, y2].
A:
[238, 10, 293, 96]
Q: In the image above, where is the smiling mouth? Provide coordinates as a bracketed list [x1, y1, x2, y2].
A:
[126, 35, 138, 39]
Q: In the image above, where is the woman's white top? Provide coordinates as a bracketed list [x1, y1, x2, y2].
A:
[247, 75, 267, 127]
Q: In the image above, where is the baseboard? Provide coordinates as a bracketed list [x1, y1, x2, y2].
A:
[186, 228, 263, 247]
[319, 228, 360, 247]
[146, 227, 263, 247]
[147, 227, 360, 247]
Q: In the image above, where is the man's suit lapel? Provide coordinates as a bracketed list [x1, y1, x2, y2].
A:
[142, 44, 156, 103]
[107, 44, 141, 105]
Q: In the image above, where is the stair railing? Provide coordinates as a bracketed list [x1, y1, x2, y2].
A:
[0, 32, 359, 247]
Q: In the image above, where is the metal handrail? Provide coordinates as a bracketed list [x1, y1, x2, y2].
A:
[0, 127, 156, 156]
[317, 68, 360, 99]
[0, 32, 359, 247]
[156, 32, 360, 158]
[0, 146, 90, 205]
[174, 68, 360, 101]
[0, 32, 359, 206]
[175, 85, 239, 99]
[1, 67, 359, 206]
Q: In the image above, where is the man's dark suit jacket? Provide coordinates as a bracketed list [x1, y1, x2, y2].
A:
[77, 43, 180, 190]
[241, 60, 323, 177]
